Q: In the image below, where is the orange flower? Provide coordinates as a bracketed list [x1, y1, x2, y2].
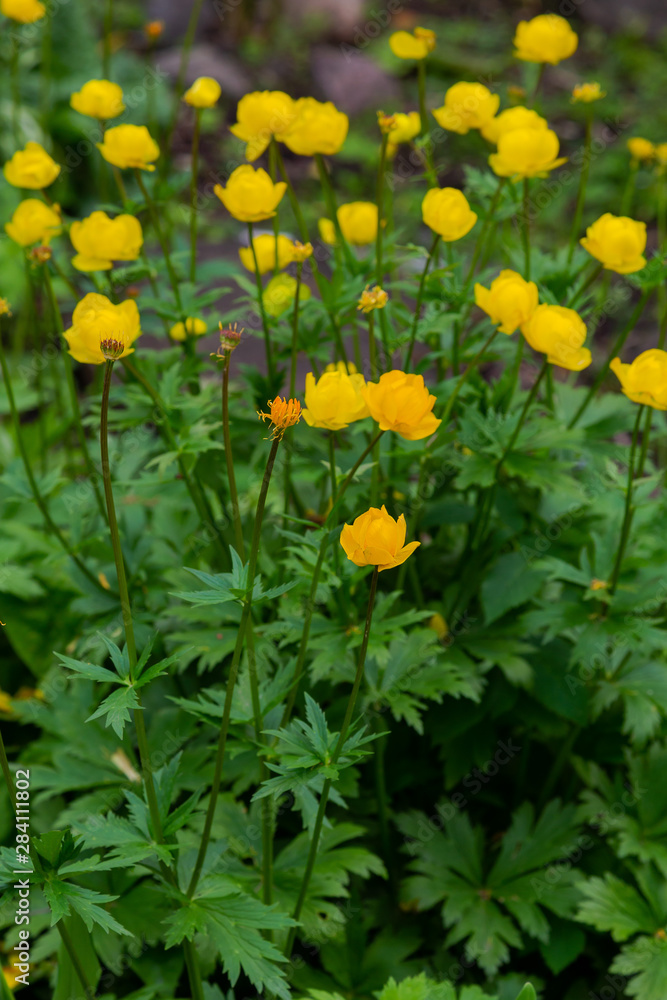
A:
[257, 397, 302, 438]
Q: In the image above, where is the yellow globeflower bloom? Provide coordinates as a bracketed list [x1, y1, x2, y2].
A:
[489, 127, 566, 179]
[340, 505, 420, 572]
[257, 397, 302, 439]
[5, 199, 61, 247]
[64, 294, 141, 365]
[263, 274, 311, 317]
[362, 371, 441, 440]
[521, 304, 591, 371]
[302, 368, 370, 430]
[481, 106, 548, 144]
[422, 187, 477, 241]
[0, 0, 45, 22]
[70, 80, 125, 120]
[183, 77, 222, 109]
[239, 234, 296, 274]
[281, 97, 349, 157]
[389, 27, 436, 60]
[655, 144, 667, 169]
[611, 350, 667, 410]
[169, 317, 208, 341]
[580, 214, 647, 274]
[432, 82, 500, 135]
[3, 142, 60, 189]
[214, 165, 286, 223]
[513, 14, 578, 65]
[230, 91, 298, 161]
[318, 218, 337, 245]
[384, 111, 421, 156]
[627, 137, 654, 163]
[474, 270, 538, 335]
[571, 82, 606, 104]
[97, 124, 160, 171]
[70, 211, 143, 271]
[337, 202, 378, 246]
[358, 285, 388, 313]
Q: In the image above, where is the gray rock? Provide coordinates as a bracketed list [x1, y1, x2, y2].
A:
[282, 0, 366, 40]
[311, 45, 399, 115]
[155, 43, 252, 98]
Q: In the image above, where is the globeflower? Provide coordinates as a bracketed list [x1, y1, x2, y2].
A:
[580, 214, 647, 274]
[362, 371, 441, 440]
[489, 127, 566, 179]
[389, 27, 436, 60]
[170, 317, 207, 341]
[3, 142, 61, 189]
[521, 304, 591, 371]
[239, 234, 296, 274]
[357, 285, 388, 313]
[319, 202, 378, 247]
[383, 111, 421, 156]
[513, 14, 578, 65]
[64, 294, 141, 365]
[230, 90, 298, 161]
[70, 211, 143, 271]
[480, 106, 548, 144]
[214, 165, 286, 223]
[257, 397, 302, 439]
[611, 350, 667, 410]
[627, 138, 654, 163]
[263, 274, 311, 317]
[97, 124, 160, 171]
[340, 506, 420, 572]
[571, 82, 605, 104]
[302, 368, 370, 430]
[5, 199, 61, 247]
[70, 80, 125, 120]
[422, 188, 477, 241]
[183, 77, 222, 109]
[281, 97, 348, 157]
[432, 82, 499, 135]
[474, 270, 538, 335]
[0, 0, 45, 22]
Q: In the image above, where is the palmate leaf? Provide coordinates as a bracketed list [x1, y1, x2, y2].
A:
[576, 874, 658, 941]
[611, 935, 667, 1000]
[42, 879, 132, 936]
[87, 684, 142, 739]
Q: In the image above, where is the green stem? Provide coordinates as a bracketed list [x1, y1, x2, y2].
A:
[10, 33, 20, 145]
[57, 922, 94, 1000]
[189, 109, 201, 284]
[439, 327, 499, 427]
[182, 938, 205, 1000]
[367, 311, 378, 380]
[284, 566, 380, 958]
[416, 60, 437, 186]
[269, 139, 281, 276]
[567, 113, 592, 265]
[315, 153, 357, 271]
[567, 261, 603, 309]
[522, 178, 531, 280]
[102, 0, 113, 77]
[248, 221, 276, 386]
[134, 170, 183, 312]
[289, 262, 304, 399]
[163, 0, 205, 161]
[608, 404, 644, 596]
[504, 335, 525, 412]
[375, 133, 391, 360]
[328, 432, 337, 507]
[621, 161, 639, 217]
[496, 358, 548, 478]
[222, 355, 245, 559]
[405, 234, 440, 369]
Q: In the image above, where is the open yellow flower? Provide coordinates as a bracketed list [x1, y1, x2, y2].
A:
[281, 97, 348, 157]
[580, 214, 646, 274]
[521, 304, 591, 371]
[422, 188, 477, 241]
[357, 285, 388, 313]
[571, 82, 605, 104]
[3, 142, 60, 189]
[474, 270, 538, 335]
[489, 127, 566, 179]
[302, 368, 370, 430]
[340, 506, 420, 572]
[170, 317, 208, 341]
[183, 77, 222, 109]
[389, 27, 436, 60]
[1, 0, 45, 22]
[239, 234, 296, 274]
[432, 82, 499, 135]
[64, 293, 141, 365]
[611, 350, 667, 409]
[362, 371, 441, 440]
[97, 124, 160, 171]
[319, 202, 379, 246]
[230, 91, 298, 161]
[627, 137, 654, 163]
[70, 211, 143, 271]
[5, 199, 61, 247]
[257, 397, 302, 439]
[513, 14, 578, 65]
[70, 80, 125, 120]
[384, 111, 421, 156]
[481, 106, 548, 144]
[214, 165, 286, 223]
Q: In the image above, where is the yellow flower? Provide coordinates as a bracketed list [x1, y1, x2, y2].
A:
[340, 505, 420, 572]
[489, 127, 566, 179]
[384, 111, 421, 156]
[521, 304, 591, 371]
[610, 350, 667, 410]
[97, 124, 159, 172]
[336, 202, 378, 246]
[239, 234, 296, 274]
[5, 199, 61, 247]
[422, 187, 477, 241]
[169, 317, 208, 342]
[3, 142, 61, 189]
[432, 82, 500, 135]
[0, 0, 44, 21]
[580, 214, 647, 274]
[230, 91, 298, 161]
[590, 578, 608, 591]
[263, 274, 311, 317]
[144, 20, 164, 39]
[571, 82, 605, 104]
[292, 240, 313, 262]
[627, 137, 655, 163]
[389, 27, 436, 60]
[214, 165, 286, 223]
[474, 270, 538, 335]
[362, 371, 441, 440]
[281, 97, 349, 157]
[357, 285, 388, 313]
[0, 298, 12, 317]
[325, 361, 358, 374]
[183, 77, 222, 109]
[70, 211, 143, 271]
[64, 293, 141, 365]
[428, 613, 449, 640]
[302, 368, 370, 430]
[257, 397, 302, 438]
[513, 14, 578, 65]
[70, 79, 125, 120]
[480, 106, 548, 144]
[318, 218, 337, 245]
[655, 144, 667, 168]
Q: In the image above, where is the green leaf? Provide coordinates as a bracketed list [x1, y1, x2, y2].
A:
[611, 934, 667, 1000]
[54, 652, 120, 685]
[577, 874, 659, 941]
[87, 685, 141, 738]
[43, 879, 132, 936]
[54, 914, 101, 1000]
[481, 552, 549, 625]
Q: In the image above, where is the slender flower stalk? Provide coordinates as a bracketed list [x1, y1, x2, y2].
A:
[496, 357, 548, 477]
[284, 566, 380, 958]
[405, 234, 440, 369]
[314, 153, 357, 271]
[248, 221, 277, 386]
[57, 922, 95, 1000]
[328, 432, 338, 507]
[134, 170, 184, 313]
[220, 353, 245, 560]
[163, 0, 205, 162]
[375, 132, 392, 357]
[567, 111, 593, 265]
[416, 61, 437, 186]
[283, 262, 305, 522]
[439, 327, 499, 427]
[607, 404, 645, 597]
[567, 261, 603, 309]
[367, 311, 378, 381]
[620, 161, 639, 216]
[10, 35, 20, 144]
[522, 179, 531, 280]
[189, 108, 202, 283]
[268, 139, 282, 276]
